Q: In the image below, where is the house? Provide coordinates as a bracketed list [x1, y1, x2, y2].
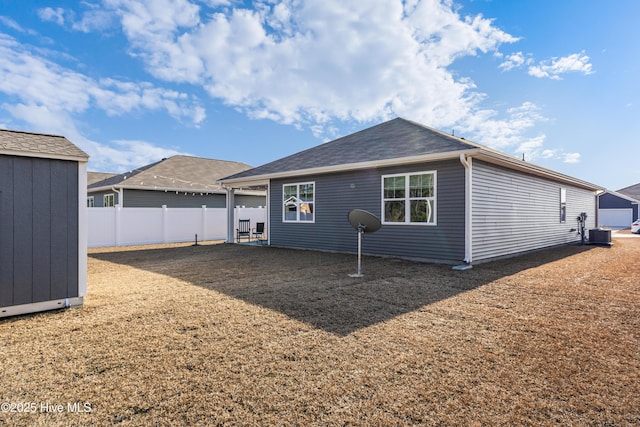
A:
[220, 118, 602, 265]
[1, 129, 89, 318]
[598, 189, 639, 228]
[88, 155, 265, 208]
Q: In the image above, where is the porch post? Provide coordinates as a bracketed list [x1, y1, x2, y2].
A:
[225, 187, 235, 243]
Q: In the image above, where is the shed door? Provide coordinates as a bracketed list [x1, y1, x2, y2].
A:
[598, 208, 632, 229]
[0, 155, 79, 307]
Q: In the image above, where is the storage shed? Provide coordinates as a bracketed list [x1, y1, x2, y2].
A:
[1, 129, 89, 318]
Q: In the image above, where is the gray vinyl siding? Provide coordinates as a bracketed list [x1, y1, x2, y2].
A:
[122, 189, 227, 208]
[88, 189, 265, 208]
[0, 155, 79, 307]
[471, 160, 597, 262]
[269, 160, 465, 263]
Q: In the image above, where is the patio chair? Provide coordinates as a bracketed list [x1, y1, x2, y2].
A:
[252, 222, 265, 243]
[236, 219, 251, 242]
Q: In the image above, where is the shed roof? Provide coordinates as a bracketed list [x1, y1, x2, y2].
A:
[221, 117, 602, 191]
[88, 155, 257, 193]
[0, 129, 88, 161]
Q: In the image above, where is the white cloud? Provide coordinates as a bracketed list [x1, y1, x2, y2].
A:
[564, 152, 581, 164]
[0, 33, 204, 169]
[528, 51, 593, 80]
[37, 7, 67, 26]
[499, 51, 531, 71]
[6, 0, 581, 169]
[101, 0, 520, 134]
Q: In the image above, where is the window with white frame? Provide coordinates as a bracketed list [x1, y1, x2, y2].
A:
[283, 182, 315, 222]
[103, 193, 115, 207]
[560, 188, 567, 223]
[382, 171, 436, 224]
[87, 196, 95, 207]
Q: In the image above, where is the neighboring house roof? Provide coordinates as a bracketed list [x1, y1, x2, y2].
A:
[88, 172, 117, 186]
[617, 183, 640, 201]
[88, 155, 258, 193]
[0, 129, 89, 161]
[221, 117, 602, 191]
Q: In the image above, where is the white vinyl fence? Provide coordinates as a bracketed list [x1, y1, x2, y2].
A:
[88, 206, 266, 248]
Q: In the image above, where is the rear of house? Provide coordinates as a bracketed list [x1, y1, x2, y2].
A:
[221, 118, 601, 265]
[1, 130, 88, 318]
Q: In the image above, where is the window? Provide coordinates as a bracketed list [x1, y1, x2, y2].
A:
[103, 193, 115, 207]
[87, 196, 95, 207]
[283, 182, 314, 222]
[560, 188, 567, 223]
[382, 171, 436, 224]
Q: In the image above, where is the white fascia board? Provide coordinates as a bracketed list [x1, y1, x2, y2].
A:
[88, 184, 228, 194]
[0, 149, 89, 162]
[220, 149, 480, 187]
[472, 151, 603, 191]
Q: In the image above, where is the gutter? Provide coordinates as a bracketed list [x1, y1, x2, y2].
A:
[459, 154, 472, 264]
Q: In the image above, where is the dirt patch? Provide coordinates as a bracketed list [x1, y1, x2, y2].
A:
[1, 239, 639, 426]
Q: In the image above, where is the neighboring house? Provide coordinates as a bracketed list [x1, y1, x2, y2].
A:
[1, 129, 89, 317]
[88, 155, 265, 208]
[220, 118, 602, 265]
[617, 183, 640, 206]
[598, 190, 639, 228]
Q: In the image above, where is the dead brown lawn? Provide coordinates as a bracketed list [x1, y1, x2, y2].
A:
[1, 237, 639, 426]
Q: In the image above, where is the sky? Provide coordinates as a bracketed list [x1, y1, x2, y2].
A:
[0, 0, 638, 191]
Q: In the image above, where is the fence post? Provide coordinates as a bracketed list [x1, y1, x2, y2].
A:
[162, 205, 168, 243]
[115, 206, 121, 246]
[201, 205, 207, 241]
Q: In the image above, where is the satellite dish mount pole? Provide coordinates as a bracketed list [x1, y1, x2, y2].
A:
[347, 209, 381, 278]
[350, 224, 365, 278]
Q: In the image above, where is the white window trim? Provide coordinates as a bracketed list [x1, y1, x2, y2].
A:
[560, 188, 567, 223]
[87, 196, 95, 207]
[103, 193, 115, 208]
[282, 181, 315, 223]
[381, 171, 437, 225]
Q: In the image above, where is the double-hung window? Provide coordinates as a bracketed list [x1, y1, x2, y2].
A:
[382, 171, 436, 225]
[103, 193, 115, 207]
[283, 182, 315, 222]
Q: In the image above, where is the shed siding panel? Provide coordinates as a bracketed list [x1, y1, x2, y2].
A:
[32, 160, 52, 302]
[0, 155, 79, 307]
[63, 161, 79, 298]
[269, 160, 465, 263]
[0, 157, 15, 306]
[12, 158, 34, 305]
[472, 160, 596, 262]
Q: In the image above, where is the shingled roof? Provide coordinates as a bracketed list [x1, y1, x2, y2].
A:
[0, 129, 88, 161]
[222, 118, 476, 182]
[88, 155, 256, 193]
[617, 183, 640, 201]
[220, 117, 602, 192]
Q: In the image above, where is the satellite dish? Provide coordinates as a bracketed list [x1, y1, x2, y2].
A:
[348, 209, 382, 234]
[347, 209, 381, 277]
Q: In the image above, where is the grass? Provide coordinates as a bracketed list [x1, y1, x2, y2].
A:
[1, 237, 639, 426]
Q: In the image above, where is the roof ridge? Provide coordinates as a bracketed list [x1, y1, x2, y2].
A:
[0, 128, 66, 138]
